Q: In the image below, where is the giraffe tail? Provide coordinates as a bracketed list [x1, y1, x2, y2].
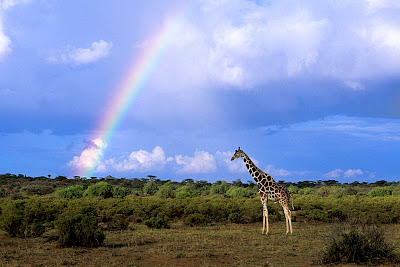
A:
[290, 193, 294, 210]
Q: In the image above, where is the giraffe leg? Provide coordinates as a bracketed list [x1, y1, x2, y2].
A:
[283, 207, 293, 235]
[284, 209, 289, 235]
[262, 212, 265, 234]
[263, 202, 269, 235]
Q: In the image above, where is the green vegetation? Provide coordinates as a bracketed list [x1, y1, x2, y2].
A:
[0, 173, 400, 251]
[320, 219, 397, 265]
[56, 212, 105, 248]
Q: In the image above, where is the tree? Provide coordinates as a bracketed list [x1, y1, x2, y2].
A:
[83, 182, 113, 198]
[143, 181, 159, 195]
[147, 175, 157, 181]
[156, 182, 176, 199]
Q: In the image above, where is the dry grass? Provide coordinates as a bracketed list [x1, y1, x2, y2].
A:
[0, 221, 399, 267]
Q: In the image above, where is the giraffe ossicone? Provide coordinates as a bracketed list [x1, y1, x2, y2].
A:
[231, 147, 293, 235]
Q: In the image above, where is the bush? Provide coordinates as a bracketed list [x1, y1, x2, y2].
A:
[0, 188, 9, 198]
[321, 220, 397, 265]
[143, 181, 159, 195]
[368, 187, 391, 197]
[84, 182, 113, 199]
[156, 182, 176, 199]
[0, 200, 27, 237]
[298, 187, 316, 195]
[316, 186, 331, 197]
[112, 186, 130, 198]
[175, 183, 196, 198]
[210, 181, 231, 195]
[226, 186, 256, 198]
[287, 185, 299, 194]
[185, 213, 208, 226]
[56, 212, 105, 248]
[24, 222, 46, 238]
[55, 185, 85, 199]
[144, 216, 169, 229]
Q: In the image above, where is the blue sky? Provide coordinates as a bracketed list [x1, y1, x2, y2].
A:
[1, 0, 400, 183]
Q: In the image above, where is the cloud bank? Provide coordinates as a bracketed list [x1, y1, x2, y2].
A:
[104, 146, 172, 172]
[158, 0, 400, 90]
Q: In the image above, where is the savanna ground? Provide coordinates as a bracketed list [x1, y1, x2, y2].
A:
[1, 221, 400, 267]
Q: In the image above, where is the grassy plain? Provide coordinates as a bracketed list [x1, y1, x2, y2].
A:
[1, 221, 399, 267]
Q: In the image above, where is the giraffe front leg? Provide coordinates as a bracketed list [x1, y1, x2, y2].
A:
[262, 213, 265, 234]
[288, 209, 293, 235]
[263, 202, 269, 235]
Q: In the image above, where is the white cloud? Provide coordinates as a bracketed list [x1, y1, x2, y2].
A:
[0, 15, 11, 60]
[324, 169, 343, 178]
[324, 168, 363, 178]
[215, 151, 307, 178]
[215, 151, 249, 173]
[48, 40, 112, 65]
[160, 0, 400, 89]
[0, 0, 32, 60]
[105, 146, 171, 172]
[265, 164, 308, 178]
[175, 150, 217, 173]
[344, 81, 365, 91]
[67, 138, 107, 174]
[344, 169, 363, 178]
[1, 0, 31, 10]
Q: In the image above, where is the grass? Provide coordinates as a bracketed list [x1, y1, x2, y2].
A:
[0, 221, 399, 266]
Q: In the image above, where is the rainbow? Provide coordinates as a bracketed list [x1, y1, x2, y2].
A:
[75, 5, 189, 178]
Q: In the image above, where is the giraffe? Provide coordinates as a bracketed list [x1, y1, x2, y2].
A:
[231, 147, 293, 235]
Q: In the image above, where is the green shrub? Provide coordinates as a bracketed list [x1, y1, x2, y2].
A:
[0, 200, 27, 237]
[299, 187, 316, 195]
[185, 213, 208, 226]
[104, 214, 130, 231]
[321, 222, 397, 265]
[210, 181, 230, 195]
[175, 183, 196, 198]
[156, 182, 176, 199]
[316, 186, 331, 197]
[144, 216, 169, 229]
[112, 186, 130, 198]
[84, 182, 113, 199]
[306, 209, 330, 221]
[368, 187, 391, 197]
[143, 181, 159, 195]
[56, 212, 105, 248]
[228, 212, 245, 223]
[287, 185, 299, 194]
[0, 188, 9, 198]
[55, 185, 85, 199]
[226, 186, 256, 198]
[24, 222, 46, 238]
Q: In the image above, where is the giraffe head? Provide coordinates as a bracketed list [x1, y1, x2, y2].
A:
[231, 147, 244, 161]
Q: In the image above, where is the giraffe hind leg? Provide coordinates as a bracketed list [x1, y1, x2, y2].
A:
[282, 206, 293, 235]
[283, 207, 293, 235]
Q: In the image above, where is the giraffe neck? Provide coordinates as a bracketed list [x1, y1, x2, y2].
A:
[241, 152, 274, 185]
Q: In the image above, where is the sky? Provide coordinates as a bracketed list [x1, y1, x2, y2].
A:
[1, 0, 400, 183]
